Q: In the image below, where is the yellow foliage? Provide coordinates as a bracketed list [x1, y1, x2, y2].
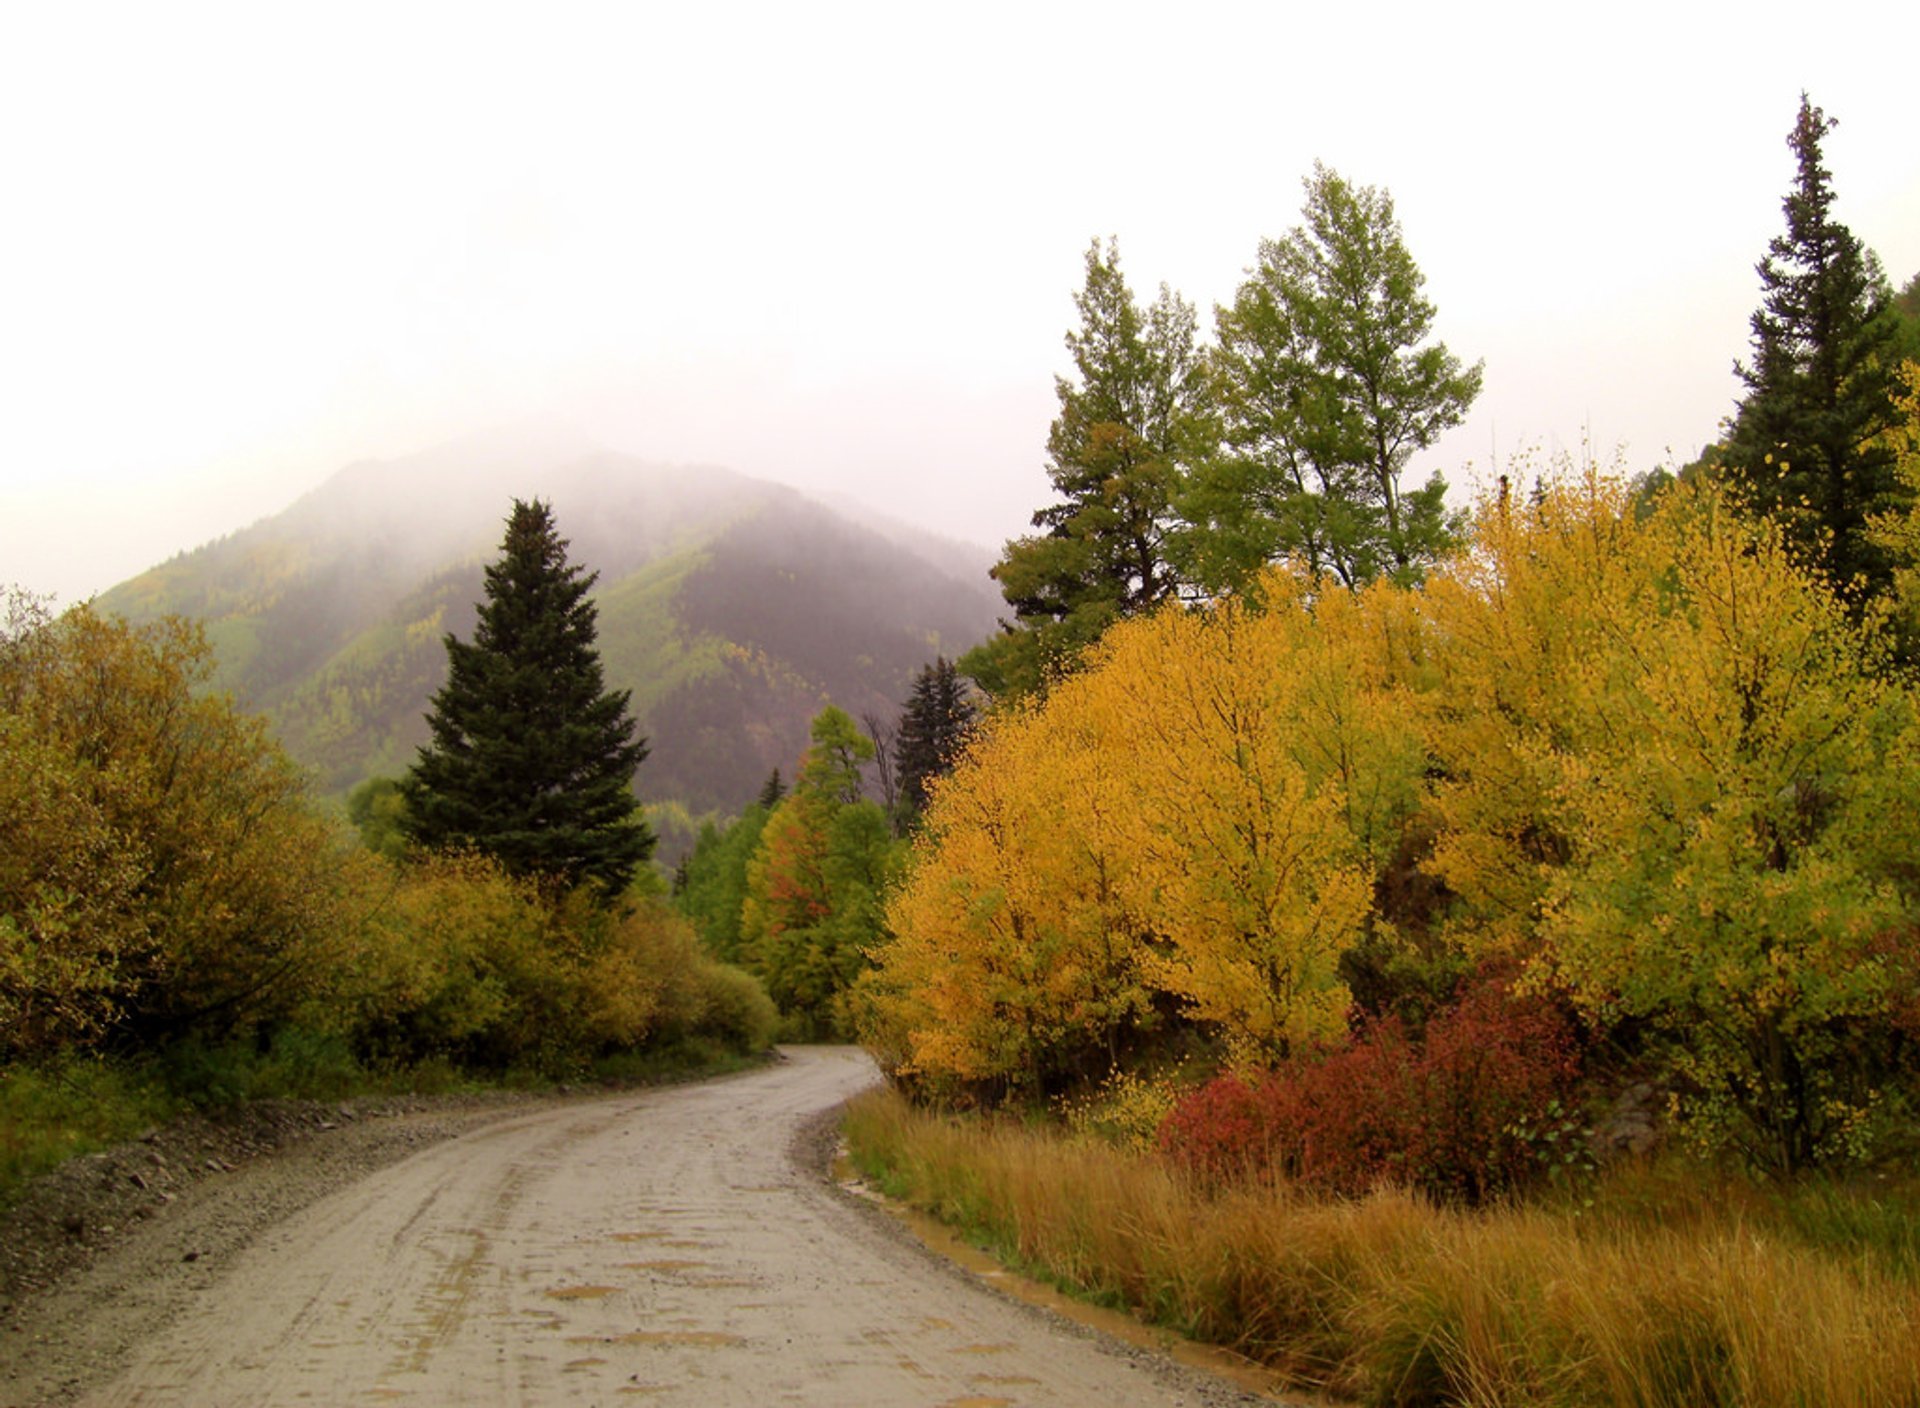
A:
[347, 852, 775, 1071]
[0, 600, 366, 1046]
[1419, 472, 1919, 1168]
[864, 572, 1423, 1087]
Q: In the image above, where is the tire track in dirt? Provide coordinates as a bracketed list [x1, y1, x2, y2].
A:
[50, 1048, 1273, 1406]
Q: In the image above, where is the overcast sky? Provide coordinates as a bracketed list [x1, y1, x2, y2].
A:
[4, 1, 1917, 607]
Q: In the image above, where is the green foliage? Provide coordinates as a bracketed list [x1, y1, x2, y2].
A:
[156, 1027, 367, 1108]
[739, 706, 904, 1037]
[0, 1055, 174, 1208]
[965, 238, 1210, 699]
[1177, 163, 1479, 594]
[402, 499, 655, 896]
[346, 775, 409, 860]
[1720, 94, 1907, 606]
[674, 803, 773, 963]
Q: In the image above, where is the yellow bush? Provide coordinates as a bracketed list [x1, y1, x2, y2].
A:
[1, 599, 365, 1047]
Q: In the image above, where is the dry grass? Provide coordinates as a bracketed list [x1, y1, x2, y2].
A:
[843, 1088, 1920, 1408]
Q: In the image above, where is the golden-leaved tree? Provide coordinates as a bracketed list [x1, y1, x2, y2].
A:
[862, 572, 1423, 1091]
[0, 598, 368, 1053]
[1422, 474, 1920, 1173]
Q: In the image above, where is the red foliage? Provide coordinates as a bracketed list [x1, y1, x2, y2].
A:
[1158, 967, 1586, 1203]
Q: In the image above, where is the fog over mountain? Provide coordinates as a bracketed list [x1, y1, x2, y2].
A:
[99, 432, 1004, 833]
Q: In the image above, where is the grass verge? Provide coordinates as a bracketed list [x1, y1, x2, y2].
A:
[843, 1086, 1920, 1407]
[2, 1030, 769, 1213]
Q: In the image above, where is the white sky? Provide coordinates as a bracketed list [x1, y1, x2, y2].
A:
[3, 0, 1917, 607]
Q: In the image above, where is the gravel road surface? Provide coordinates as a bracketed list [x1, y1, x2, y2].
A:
[8, 1048, 1273, 1407]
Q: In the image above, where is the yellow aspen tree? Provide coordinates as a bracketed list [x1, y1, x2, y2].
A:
[861, 696, 1153, 1093]
[1076, 580, 1372, 1063]
[1423, 472, 1920, 1171]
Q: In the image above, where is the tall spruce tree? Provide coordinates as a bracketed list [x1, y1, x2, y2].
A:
[1722, 94, 1904, 603]
[893, 657, 976, 820]
[402, 498, 654, 895]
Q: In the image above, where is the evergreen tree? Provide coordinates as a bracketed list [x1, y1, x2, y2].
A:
[756, 768, 787, 810]
[402, 498, 654, 896]
[1721, 94, 1904, 603]
[962, 238, 1211, 698]
[893, 657, 977, 820]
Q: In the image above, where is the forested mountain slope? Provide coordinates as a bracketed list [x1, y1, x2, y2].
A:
[99, 431, 1001, 817]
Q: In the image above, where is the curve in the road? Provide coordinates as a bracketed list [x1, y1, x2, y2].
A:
[82, 1047, 1270, 1407]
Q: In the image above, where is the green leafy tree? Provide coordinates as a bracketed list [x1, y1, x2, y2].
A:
[346, 775, 409, 861]
[963, 239, 1211, 698]
[1177, 163, 1480, 593]
[402, 499, 654, 896]
[674, 802, 774, 964]
[1721, 94, 1905, 604]
[892, 656, 977, 822]
[1893, 272, 1920, 366]
[739, 706, 901, 1035]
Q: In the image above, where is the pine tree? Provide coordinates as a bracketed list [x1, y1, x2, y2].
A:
[1722, 94, 1904, 603]
[962, 239, 1211, 698]
[402, 498, 654, 895]
[893, 657, 976, 820]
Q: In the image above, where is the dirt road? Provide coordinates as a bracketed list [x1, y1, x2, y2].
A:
[31, 1048, 1266, 1406]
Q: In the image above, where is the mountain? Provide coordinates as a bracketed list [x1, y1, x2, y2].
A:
[99, 432, 1005, 830]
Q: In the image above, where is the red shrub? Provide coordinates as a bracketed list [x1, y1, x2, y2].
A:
[1158, 967, 1586, 1203]
[1152, 1070, 1281, 1190]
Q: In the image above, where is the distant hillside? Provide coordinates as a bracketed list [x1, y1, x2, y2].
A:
[100, 432, 1004, 824]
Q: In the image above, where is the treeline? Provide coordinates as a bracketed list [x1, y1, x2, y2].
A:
[861, 463, 1920, 1176]
[0, 506, 777, 1112]
[673, 661, 976, 1038]
[858, 99, 1920, 1188]
[963, 117, 1920, 704]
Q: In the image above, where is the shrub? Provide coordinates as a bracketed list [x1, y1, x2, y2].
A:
[1159, 968, 1586, 1204]
[1, 599, 369, 1052]
[690, 962, 779, 1052]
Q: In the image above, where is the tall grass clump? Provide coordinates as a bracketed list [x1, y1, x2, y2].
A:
[845, 1087, 1920, 1407]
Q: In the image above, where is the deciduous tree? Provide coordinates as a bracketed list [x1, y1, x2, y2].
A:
[1178, 164, 1479, 593]
[739, 706, 900, 1036]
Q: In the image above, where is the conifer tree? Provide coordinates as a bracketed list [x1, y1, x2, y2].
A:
[402, 498, 653, 896]
[893, 657, 976, 820]
[962, 239, 1210, 698]
[1721, 94, 1904, 603]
